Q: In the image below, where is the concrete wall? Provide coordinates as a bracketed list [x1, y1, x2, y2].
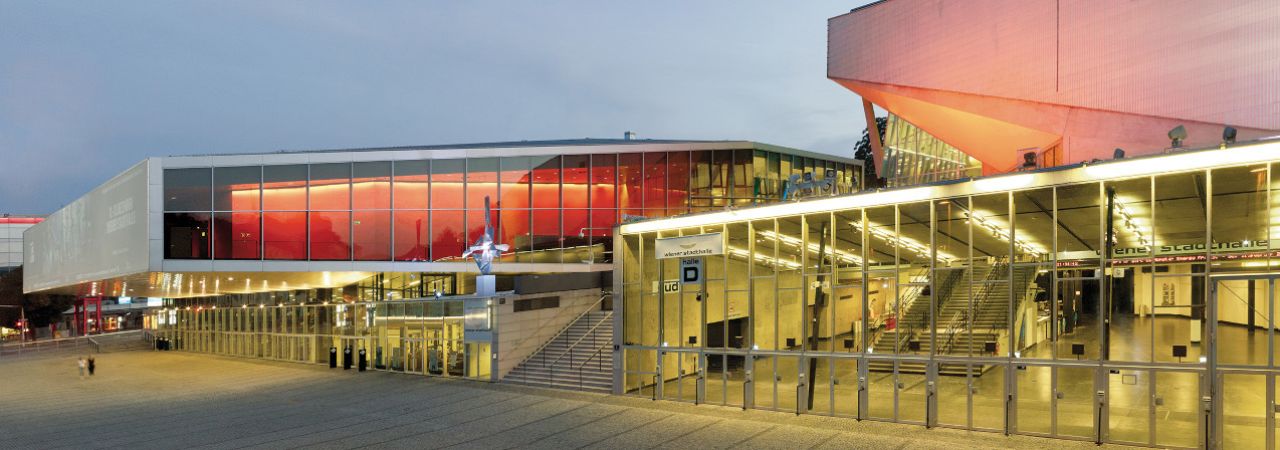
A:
[829, 0, 1280, 171]
[830, 0, 1280, 131]
[494, 287, 603, 379]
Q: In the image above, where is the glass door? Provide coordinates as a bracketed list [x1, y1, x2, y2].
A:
[1212, 276, 1276, 449]
[1056, 366, 1098, 441]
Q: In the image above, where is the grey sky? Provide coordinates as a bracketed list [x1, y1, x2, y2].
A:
[0, 1, 872, 214]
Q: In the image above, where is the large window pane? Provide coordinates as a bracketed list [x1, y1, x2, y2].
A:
[352, 161, 391, 210]
[263, 165, 307, 211]
[466, 208, 494, 244]
[733, 149, 753, 205]
[531, 156, 560, 209]
[563, 155, 590, 210]
[431, 210, 464, 261]
[563, 209, 589, 249]
[1210, 164, 1268, 271]
[213, 166, 260, 211]
[619, 153, 643, 216]
[213, 211, 260, 259]
[500, 157, 531, 209]
[309, 163, 350, 211]
[392, 210, 429, 261]
[500, 209, 531, 261]
[309, 211, 350, 260]
[263, 212, 306, 259]
[590, 154, 616, 209]
[532, 209, 561, 255]
[643, 152, 667, 213]
[164, 168, 212, 211]
[164, 212, 211, 259]
[392, 160, 429, 209]
[353, 210, 390, 260]
[431, 159, 465, 209]
[712, 150, 733, 207]
[666, 151, 690, 214]
[1107, 177, 1153, 362]
[466, 158, 498, 210]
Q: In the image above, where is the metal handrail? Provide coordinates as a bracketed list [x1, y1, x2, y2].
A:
[546, 311, 613, 368]
[574, 341, 610, 371]
[512, 292, 610, 370]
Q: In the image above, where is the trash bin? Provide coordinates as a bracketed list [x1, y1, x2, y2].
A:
[329, 346, 338, 368]
[358, 348, 367, 372]
[343, 346, 353, 370]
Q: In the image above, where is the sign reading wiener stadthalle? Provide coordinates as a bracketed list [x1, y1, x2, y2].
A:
[654, 233, 724, 259]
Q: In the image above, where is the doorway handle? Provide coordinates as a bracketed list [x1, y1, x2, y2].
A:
[897, 382, 904, 389]
[1055, 390, 1064, 400]
[1154, 396, 1164, 406]
[1272, 403, 1280, 414]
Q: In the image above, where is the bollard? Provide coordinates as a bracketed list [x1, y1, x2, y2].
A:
[358, 348, 367, 372]
[329, 346, 338, 368]
[343, 346, 353, 370]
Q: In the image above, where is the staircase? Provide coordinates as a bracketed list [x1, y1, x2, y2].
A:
[504, 309, 614, 393]
[867, 260, 1039, 376]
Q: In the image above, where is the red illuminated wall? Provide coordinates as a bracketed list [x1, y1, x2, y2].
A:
[829, 0, 1280, 172]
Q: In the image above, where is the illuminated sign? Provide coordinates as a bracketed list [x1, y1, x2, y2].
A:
[655, 233, 723, 259]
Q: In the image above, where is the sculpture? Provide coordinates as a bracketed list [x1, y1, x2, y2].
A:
[461, 196, 509, 275]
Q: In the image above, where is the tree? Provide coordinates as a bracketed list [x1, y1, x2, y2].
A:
[854, 116, 887, 185]
[0, 266, 75, 330]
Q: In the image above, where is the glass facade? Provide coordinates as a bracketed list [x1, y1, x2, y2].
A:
[163, 149, 860, 265]
[619, 157, 1280, 448]
[881, 114, 982, 187]
[148, 285, 489, 381]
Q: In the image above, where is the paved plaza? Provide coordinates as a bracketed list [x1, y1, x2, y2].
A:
[0, 350, 1135, 449]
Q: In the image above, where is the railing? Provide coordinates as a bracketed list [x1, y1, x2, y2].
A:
[515, 310, 613, 388]
[0, 335, 93, 358]
[574, 341, 611, 390]
[937, 309, 969, 356]
[510, 292, 611, 373]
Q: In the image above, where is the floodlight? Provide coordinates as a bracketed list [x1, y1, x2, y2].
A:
[1223, 126, 1237, 145]
[1113, 148, 1125, 159]
[1168, 125, 1187, 148]
[1022, 151, 1037, 169]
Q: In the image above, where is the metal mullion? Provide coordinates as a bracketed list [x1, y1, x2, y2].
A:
[1149, 178, 1156, 364]
[1051, 187, 1059, 361]
[747, 222, 755, 356]
[893, 204, 901, 421]
[929, 202, 937, 361]
[1203, 169, 1216, 450]
[1007, 192, 1014, 361]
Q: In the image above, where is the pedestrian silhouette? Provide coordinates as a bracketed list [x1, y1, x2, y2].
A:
[77, 357, 86, 380]
[88, 356, 96, 376]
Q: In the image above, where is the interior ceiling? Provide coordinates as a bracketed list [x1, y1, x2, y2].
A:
[42, 271, 376, 299]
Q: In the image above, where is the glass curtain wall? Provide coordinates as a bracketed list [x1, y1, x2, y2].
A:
[621, 161, 1279, 447]
[881, 114, 982, 187]
[163, 149, 858, 265]
[148, 286, 481, 380]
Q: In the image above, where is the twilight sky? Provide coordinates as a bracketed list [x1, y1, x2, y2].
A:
[0, 1, 873, 214]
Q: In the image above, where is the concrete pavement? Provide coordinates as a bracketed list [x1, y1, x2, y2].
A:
[0, 350, 1137, 449]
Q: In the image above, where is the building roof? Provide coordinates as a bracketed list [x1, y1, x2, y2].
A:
[165, 138, 860, 166]
[271, 138, 734, 154]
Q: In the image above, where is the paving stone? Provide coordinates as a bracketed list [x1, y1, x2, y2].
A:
[0, 350, 1142, 449]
